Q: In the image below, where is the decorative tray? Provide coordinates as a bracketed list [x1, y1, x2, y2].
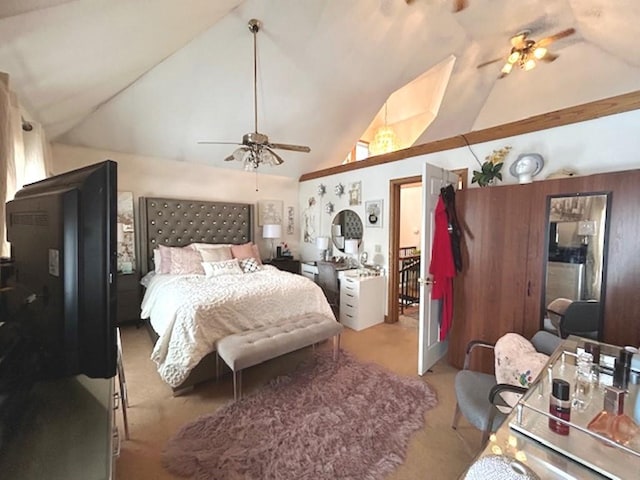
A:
[509, 340, 640, 480]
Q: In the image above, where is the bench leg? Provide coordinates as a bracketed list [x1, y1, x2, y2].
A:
[333, 334, 341, 361]
[233, 370, 242, 401]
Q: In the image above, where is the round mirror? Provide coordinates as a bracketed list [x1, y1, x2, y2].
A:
[331, 209, 363, 252]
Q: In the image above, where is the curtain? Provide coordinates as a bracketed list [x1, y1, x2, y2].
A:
[0, 72, 50, 257]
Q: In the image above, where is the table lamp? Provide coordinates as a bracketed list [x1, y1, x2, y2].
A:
[262, 224, 282, 260]
[344, 239, 359, 267]
[316, 236, 330, 261]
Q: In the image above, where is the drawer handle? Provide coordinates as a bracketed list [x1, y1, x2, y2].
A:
[346, 314, 353, 318]
[113, 427, 121, 457]
[346, 293, 354, 298]
[346, 303, 354, 308]
[113, 392, 120, 410]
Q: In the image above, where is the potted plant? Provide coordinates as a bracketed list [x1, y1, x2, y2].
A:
[471, 146, 512, 187]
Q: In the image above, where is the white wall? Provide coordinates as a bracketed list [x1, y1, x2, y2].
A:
[399, 185, 422, 249]
[51, 143, 299, 262]
[298, 109, 640, 272]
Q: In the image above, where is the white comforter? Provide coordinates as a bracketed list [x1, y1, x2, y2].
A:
[141, 265, 334, 387]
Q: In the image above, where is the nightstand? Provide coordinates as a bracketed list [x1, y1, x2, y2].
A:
[116, 272, 141, 325]
[263, 258, 301, 274]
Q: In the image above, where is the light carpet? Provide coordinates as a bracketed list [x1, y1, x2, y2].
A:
[162, 349, 438, 480]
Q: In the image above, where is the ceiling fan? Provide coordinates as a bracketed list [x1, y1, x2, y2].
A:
[198, 19, 310, 171]
[477, 28, 576, 78]
[405, 0, 468, 12]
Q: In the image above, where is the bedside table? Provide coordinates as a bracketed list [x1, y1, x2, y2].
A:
[116, 272, 141, 325]
[263, 258, 301, 275]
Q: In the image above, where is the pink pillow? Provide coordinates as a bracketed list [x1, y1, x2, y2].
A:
[231, 242, 262, 265]
[158, 245, 205, 275]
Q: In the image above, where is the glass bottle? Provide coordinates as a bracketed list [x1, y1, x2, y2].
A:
[549, 378, 571, 435]
[572, 351, 595, 411]
[587, 386, 640, 446]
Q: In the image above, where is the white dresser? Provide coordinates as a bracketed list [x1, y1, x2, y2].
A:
[339, 272, 386, 331]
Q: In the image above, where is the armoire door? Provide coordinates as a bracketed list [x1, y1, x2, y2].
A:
[449, 183, 534, 372]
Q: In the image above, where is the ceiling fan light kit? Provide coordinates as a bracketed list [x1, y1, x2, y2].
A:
[482, 28, 576, 79]
[198, 19, 310, 171]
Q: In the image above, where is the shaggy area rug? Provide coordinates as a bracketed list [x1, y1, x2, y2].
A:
[163, 350, 438, 480]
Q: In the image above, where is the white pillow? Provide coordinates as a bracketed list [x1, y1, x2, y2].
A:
[202, 259, 243, 277]
[198, 246, 233, 262]
[153, 248, 162, 273]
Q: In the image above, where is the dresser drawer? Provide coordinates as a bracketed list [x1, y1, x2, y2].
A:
[341, 276, 360, 294]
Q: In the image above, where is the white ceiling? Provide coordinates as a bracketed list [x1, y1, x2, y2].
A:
[1, 0, 639, 179]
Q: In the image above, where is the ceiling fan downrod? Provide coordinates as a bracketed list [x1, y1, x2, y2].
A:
[248, 19, 260, 134]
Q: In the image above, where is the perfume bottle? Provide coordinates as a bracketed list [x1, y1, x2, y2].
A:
[549, 378, 571, 435]
[572, 351, 595, 411]
[587, 386, 640, 446]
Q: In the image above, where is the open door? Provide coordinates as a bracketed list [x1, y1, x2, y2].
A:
[418, 163, 459, 375]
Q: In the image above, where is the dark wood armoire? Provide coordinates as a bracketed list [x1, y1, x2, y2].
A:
[449, 169, 640, 372]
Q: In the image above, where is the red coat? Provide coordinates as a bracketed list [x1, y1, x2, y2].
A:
[429, 197, 456, 340]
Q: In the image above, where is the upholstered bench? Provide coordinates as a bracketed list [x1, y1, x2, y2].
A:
[216, 313, 344, 400]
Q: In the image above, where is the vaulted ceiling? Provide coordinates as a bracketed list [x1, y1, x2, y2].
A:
[1, 0, 639, 178]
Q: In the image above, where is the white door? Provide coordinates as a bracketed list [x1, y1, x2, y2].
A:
[418, 163, 459, 375]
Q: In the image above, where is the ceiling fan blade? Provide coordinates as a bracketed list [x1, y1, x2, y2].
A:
[536, 28, 576, 48]
[197, 141, 242, 145]
[453, 0, 468, 12]
[269, 142, 311, 153]
[540, 52, 559, 63]
[477, 57, 503, 69]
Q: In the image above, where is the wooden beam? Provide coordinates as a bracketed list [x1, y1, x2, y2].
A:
[299, 89, 640, 182]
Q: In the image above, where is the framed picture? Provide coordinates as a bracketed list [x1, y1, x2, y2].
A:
[258, 199, 283, 226]
[365, 199, 383, 228]
[348, 181, 362, 206]
[286, 206, 295, 235]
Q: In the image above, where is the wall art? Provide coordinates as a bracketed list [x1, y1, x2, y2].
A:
[302, 197, 317, 243]
[348, 181, 362, 206]
[286, 206, 295, 235]
[117, 191, 136, 273]
[258, 199, 283, 226]
[365, 200, 383, 228]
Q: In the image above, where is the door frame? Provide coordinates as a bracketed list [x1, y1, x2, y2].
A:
[387, 175, 422, 324]
[387, 169, 467, 324]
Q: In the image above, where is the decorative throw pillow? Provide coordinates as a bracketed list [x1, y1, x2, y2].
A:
[168, 247, 205, 275]
[198, 246, 233, 263]
[153, 248, 163, 273]
[231, 242, 263, 265]
[202, 259, 243, 277]
[239, 257, 261, 273]
[494, 333, 549, 412]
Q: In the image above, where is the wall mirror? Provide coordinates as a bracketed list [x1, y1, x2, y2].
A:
[543, 193, 610, 340]
[331, 209, 363, 252]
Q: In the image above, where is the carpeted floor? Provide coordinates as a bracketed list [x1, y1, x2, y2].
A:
[163, 350, 438, 479]
[115, 322, 479, 479]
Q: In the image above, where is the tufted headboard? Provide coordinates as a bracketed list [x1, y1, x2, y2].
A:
[139, 197, 254, 274]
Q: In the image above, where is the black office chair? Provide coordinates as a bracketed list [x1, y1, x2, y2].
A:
[316, 261, 340, 319]
[559, 300, 600, 340]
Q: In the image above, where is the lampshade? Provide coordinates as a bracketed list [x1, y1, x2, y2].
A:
[344, 239, 359, 255]
[332, 224, 342, 236]
[316, 236, 329, 250]
[262, 224, 282, 239]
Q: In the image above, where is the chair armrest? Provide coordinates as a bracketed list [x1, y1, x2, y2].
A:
[463, 340, 495, 370]
[489, 383, 528, 405]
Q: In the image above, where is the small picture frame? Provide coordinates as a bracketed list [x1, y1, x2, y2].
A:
[348, 181, 362, 206]
[365, 200, 383, 228]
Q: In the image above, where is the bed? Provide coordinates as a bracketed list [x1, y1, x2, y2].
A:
[138, 197, 334, 394]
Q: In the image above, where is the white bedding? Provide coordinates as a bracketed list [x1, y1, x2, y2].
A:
[141, 265, 335, 387]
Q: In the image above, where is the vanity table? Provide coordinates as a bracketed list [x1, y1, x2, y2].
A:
[464, 336, 640, 479]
